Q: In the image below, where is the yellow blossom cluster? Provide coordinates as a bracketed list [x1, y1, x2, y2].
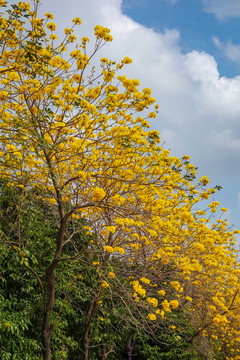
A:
[92, 187, 106, 201]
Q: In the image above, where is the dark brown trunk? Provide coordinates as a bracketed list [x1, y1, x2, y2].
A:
[83, 297, 96, 360]
[41, 218, 67, 359]
[42, 325, 51, 360]
[125, 333, 136, 360]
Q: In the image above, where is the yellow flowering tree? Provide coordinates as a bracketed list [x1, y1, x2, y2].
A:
[1, 1, 240, 359]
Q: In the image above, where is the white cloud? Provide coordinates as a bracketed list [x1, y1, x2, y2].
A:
[213, 37, 240, 62]
[40, 0, 240, 226]
[202, 0, 240, 20]
[212, 36, 221, 48]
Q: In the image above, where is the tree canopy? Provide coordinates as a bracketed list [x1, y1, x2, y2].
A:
[1, 1, 240, 359]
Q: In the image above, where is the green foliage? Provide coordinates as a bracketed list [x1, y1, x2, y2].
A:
[0, 181, 237, 359]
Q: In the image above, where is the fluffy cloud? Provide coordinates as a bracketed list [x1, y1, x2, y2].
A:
[202, 0, 240, 20]
[40, 0, 240, 226]
[213, 36, 240, 62]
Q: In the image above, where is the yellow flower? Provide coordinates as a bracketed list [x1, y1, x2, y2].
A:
[169, 300, 179, 309]
[47, 22, 56, 31]
[103, 246, 114, 253]
[157, 290, 165, 296]
[199, 176, 209, 186]
[82, 37, 89, 44]
[233, 229, 240, 234]
[101, 281, 109, 288]
[64, 27, 73, 35]
[140, 277, 150, 284]
[106, 226, 116, 234]
[213, 317, 220, 324]
[47, 198, 57, 205]
[148, 112, 157, 119]
[45, 13, 54, 19]
[113, 246, 125, 254]
[121, 56, 132, 64]
[108, 271, 115, 279]
[18, 2, 30, 10]
[162, 300, 171, 312]
[101, 58, 109, 63]
[49, 34, 58, 40]
[147, 313, 157, 321]
[147, 297, 158, 307]
[94, 25, 113, 42]
[92, 187, 106, 201]
[219, 315, 228, 324]
[72, 17, 82, 25]
[193, 243, 205, 252]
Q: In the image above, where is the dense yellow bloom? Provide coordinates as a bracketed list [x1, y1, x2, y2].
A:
[64, 28, 73, 35]
[213, 317, 221, 324]
[101, 281, 109, 288]
[18, 2, 30, 10]
[169, 300, 179, 309]
[121, 56, 132, 64]
[140, 277, 151, 284]
[106, 226, 116, 234]
[113, 246, 125, 254]
[92, 187, 106, 201]
[108, 272, 115, 279]
[147, 297, 158, 307]
[147, 313, 157, 321]
[47, 22, 56, 31]
[49, 34, 58, 40]
[170, 281, 181, 291]
[193, 242, 205, 252]
[72, 17, 82, 25]
[162, 300, 171, 312]
[94, 25, 113, 41]
[199, 176, 210, 185]
[103, 246, 114, 253]
[45, 13, 54, 19]
[131, 281, 146, 297]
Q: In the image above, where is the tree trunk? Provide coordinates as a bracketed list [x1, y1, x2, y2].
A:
[41, 218, 67, 359]
[42, 325, 51, 360]
[42, 271, 55, 360]
[125, 333, 136, 360]
[83, 297, 96, 360]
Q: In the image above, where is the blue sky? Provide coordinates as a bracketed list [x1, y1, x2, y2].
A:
[122, 0, 240, 78]
[41, 0, 240, 231]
